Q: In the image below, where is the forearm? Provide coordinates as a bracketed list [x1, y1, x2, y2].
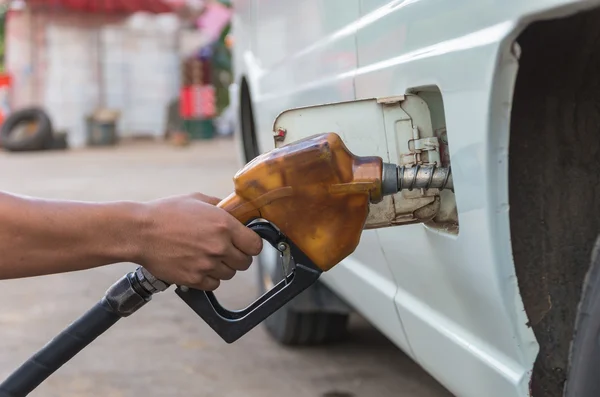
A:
[0, 192, 146, 279]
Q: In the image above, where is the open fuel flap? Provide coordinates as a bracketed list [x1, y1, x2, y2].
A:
[272, 92, 458, 234]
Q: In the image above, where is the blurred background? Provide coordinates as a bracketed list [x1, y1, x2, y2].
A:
[0, 0, 236, 151]
[0, 1, 454, 396]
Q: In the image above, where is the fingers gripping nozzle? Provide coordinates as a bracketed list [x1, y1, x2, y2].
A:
[175, 221, 322, 344]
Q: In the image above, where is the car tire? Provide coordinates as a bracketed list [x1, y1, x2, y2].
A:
[256, 242, 349, 346]
[0, 107, 53, 152]
[564, 236, 600, 396]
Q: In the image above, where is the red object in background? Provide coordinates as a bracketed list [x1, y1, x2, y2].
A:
[0, 75, 12, 87]
[0, 74, 12, 126]
[24, 0, 174, 14]
[180, 85, 216, 119]
[198, 86, 215, 118]
[180, 86, 193, 118]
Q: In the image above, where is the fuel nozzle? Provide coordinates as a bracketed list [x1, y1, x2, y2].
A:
[381, 162, 453, 196]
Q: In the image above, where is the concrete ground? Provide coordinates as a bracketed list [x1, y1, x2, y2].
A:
[0, 139, 454, 397]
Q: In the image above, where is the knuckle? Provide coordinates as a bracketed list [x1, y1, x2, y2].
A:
[203, 279, 220, 291]
[207, 242, 227, 257]
[239, 255, 253, 270]
[203, 259, 218, 271]
[187, 272, 204, 286]
[229, 255, 252, 271]
[215, 218, 230, 233]
[216, 243, 228, 256]
[248, 237, 263, 256]
[190, 192, 208, 201]
[223, 269, 236, 280]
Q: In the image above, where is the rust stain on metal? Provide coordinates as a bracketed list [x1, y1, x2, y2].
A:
[435, 127, 450, 167]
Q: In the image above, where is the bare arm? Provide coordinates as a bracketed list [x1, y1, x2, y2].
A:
[0, 191, 262, 289]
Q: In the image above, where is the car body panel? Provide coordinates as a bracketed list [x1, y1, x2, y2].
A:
[230, 0, 600, 396]
[354, 10, 532, 395]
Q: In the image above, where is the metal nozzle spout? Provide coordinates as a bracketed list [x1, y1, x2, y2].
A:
[381, 163, 454, 196]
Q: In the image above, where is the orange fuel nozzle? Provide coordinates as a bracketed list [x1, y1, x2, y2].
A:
[217, 132, 387, 271]
[176, 132, 452, 343]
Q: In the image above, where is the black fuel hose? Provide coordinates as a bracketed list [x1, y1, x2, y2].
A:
[0, 269, 159, 397]
[0, 299, 121, 397]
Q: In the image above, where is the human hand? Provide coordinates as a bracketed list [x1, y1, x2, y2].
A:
[135, 193, 263, 290]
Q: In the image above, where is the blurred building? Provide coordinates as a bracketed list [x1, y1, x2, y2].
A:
[4, 0, 182, 147]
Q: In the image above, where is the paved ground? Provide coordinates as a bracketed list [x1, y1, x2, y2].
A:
[0, 139, 454, 397]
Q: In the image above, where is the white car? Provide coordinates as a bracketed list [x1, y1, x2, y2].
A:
[229, 1, 600, 396]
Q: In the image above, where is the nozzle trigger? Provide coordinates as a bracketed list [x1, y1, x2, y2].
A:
[277, 241, 292, 284]
[174, 220, 322, 343]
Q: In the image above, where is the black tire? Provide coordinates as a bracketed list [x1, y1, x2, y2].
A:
[256, 244, 349, 346]
[508, 10, 600, 396]
[564, 236, 600, 396]
[0, 107, 53, 152]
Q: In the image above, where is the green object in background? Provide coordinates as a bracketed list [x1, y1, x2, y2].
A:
[211, 23, 232, 115]
[184, 119, 215, 140]
[0, 4, 7, 73]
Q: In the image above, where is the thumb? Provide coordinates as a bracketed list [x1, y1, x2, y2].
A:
[190, 192, 222, 205]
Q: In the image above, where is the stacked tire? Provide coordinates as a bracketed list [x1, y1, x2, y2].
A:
[0, 107, 54, 152]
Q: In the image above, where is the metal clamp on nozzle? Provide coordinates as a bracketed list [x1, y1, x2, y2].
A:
[381, 163, 400, 196]
[104, 267, 169, 318]
[135, 266, 170, 295]
[382, 162, 454, 195]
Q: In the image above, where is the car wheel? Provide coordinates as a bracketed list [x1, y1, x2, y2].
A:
[256, 240, 349, 345]
[564, 235, 600, 396]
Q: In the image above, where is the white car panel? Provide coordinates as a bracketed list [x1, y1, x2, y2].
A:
[230, 0, 600, 396]
[252, 0, 360, 156]
[355, 14, 534, 395]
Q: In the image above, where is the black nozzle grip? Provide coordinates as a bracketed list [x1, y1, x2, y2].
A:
[175, 221, 322, 343]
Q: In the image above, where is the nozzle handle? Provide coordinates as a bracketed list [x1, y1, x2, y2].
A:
[175, 221, 323, 343]
[217, 192, 261, 224]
